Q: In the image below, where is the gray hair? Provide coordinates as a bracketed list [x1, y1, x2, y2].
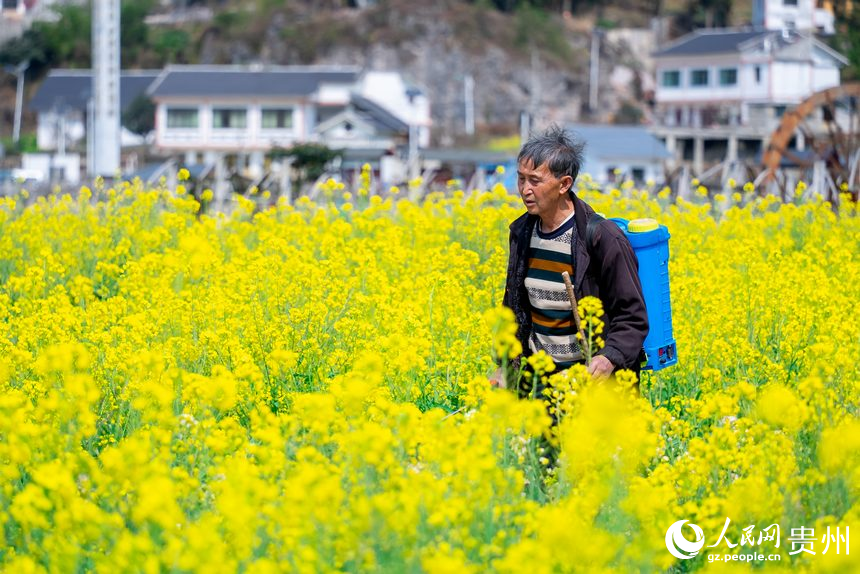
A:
[517, 124, 585, 196]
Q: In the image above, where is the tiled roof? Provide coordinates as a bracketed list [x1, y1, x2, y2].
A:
[29, 69, 160, 112]
[147, 65, 360, 98]
[654, 28, 770, 57]
[567, 123, 672, 161]
[350, 94, 408, 134]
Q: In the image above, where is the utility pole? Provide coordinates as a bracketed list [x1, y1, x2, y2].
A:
[58, 106, 66, 156]
[519, 110, 530, 145]
[530, 46, 540, 127]
[87, 97, 94, 175]
[5, 61, 29, 144]
[464, 74, 475, 136]
[589, 28, 601, 113]
[91, 0, 121, 177]
[406, 87, 421, 180]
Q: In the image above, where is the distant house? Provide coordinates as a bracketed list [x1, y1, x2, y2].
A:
[1, 0, 28, 18]
[147, 65, 431, 177]
[0, 0, 32, 43]
[651, 28, 847, 172]
[753, 0, 836, 35]
[1, 1, 76, 42]
[315, 94, 409, 150]
[29, 69, 160, 151]
[567, 124, 671, 185]
[26, 64, 431, 182]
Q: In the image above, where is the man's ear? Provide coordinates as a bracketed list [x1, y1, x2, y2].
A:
[560, 175, 573, 195]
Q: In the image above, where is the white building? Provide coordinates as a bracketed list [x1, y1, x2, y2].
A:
[652, 28, 847, 172]
[29, 69, 159, 151]
[1, 0, 26, 17]
[752, 0, 836, 35]
[0, 0, 29, 43]
[147, 65, 431, 177]
[28, 65, 432, 182]
[1, 0, 81, 24]
[358, 71, 431, 145]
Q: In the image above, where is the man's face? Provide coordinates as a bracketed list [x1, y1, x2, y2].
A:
[517, 159, 572, 220]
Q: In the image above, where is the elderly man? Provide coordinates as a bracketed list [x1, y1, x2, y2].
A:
[491, 125, 649, 396]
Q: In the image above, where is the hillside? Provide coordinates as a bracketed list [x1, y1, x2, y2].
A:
[137, 0, 749, 141]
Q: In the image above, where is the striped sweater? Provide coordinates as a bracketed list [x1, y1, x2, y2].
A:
[524, 211, 583, 368]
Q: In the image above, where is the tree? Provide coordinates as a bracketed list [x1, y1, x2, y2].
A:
[832, 2, 860, 80]
[36, 3, 91, 67]
[679, 0, 731, 30]
[613, 100, 643, 124]
[0, 29, 48, 76]
[269, 143, 342, 195]
[153, 29, 191, 64]
[122, 94, 156, 136]
[121, 0, 156, 66]
[0, 0, 158, 72]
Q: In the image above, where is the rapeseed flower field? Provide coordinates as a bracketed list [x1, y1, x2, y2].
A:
[0, 172, 857, 573]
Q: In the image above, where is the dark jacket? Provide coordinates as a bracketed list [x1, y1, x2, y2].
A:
[501, 193, 649, 375]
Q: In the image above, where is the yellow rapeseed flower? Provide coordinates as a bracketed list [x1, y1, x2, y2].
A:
[0, 173, 854, 572]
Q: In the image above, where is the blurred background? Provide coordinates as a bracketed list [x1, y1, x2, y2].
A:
[1, 0, 859, 205]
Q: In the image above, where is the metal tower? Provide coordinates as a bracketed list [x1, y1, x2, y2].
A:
[90, 0, 121, 177]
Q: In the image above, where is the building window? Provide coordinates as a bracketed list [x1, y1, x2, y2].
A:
[166, 108, 198, 129]
[690, 69, 709, 87]
[755, 65, 762, 84]
[784, 0, 798, 5]
[2, 0, 19, 9]
[261, 108, 293, 129]
[719, 68, 738, 86]
[631, 167, 645, 182]
[212, 108, 247, 129]
[774, 105, 787, 118]
[661, 70, 681, 87]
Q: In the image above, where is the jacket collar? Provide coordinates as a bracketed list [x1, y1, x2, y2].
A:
[508, 210, 532, 234]
[571, 193, 591, 240]
[571, 193, 593, 291]
[509, 194, 594, 291]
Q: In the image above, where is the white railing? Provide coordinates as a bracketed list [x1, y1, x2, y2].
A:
[159, 130, 203, 145]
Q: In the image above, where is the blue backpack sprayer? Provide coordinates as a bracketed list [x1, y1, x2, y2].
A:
[588, 215, 678, 371]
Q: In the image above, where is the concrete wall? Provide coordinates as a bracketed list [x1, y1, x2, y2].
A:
[22, 153, 81, 184]
[771, 61, 812, 102]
